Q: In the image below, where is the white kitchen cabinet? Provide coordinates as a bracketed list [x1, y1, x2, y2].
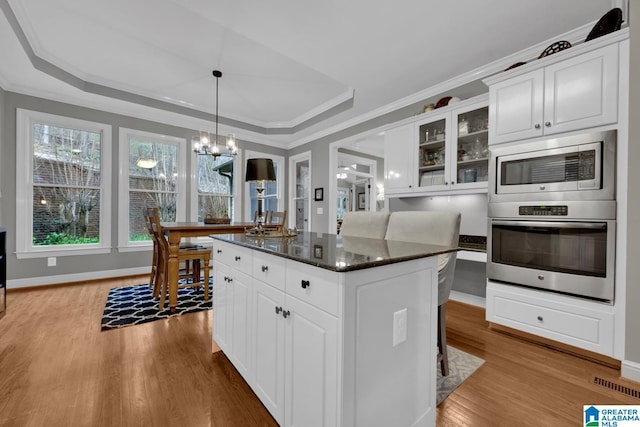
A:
[212, 241, 253, 382]
[384, 96, 489, 197]
[212, 234, 441, 427]
[252, 257, 339, 427]
[284, 294, 338, 427]
[252, 278, 286, 423]
[486, 281, 614, 356]
[488, 43, 618, 145]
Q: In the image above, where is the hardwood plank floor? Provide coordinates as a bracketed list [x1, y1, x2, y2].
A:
[0, 276, 637, 426]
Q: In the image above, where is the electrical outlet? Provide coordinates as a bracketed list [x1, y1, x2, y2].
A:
[393, 308, 407, 347]
[47, 257, 56, 267]
[317, 207, 323, 215]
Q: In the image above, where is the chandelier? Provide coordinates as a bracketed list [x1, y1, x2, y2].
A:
[192, 70, 238, 158]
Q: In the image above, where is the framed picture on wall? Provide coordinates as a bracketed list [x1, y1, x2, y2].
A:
[314, 187, 324, 201]
[358, 193, 365, 210]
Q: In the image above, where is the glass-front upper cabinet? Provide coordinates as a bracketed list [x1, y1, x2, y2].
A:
[384, 95, 489, 197]
[454, 105, 489, 186]
[417, 113, 449, 190]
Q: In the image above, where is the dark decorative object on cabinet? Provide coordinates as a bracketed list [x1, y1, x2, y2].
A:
[586, 8, 623, 42]
[538, 41, 572, 58]
[435, 96, 452, 109]
[505, 61, 527, 71]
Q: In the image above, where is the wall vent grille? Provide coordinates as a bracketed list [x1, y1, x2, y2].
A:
[593, 376, 640, 399]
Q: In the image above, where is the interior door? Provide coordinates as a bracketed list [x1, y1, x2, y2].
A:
[290, 153, 310, 231]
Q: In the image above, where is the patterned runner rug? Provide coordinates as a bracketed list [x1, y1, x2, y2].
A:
[437, 345, 485, 404]
[101, 279, 213, 331]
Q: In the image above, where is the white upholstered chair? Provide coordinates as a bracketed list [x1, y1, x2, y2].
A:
[339, 211, 390, 239]
[384, 210, 461, 376]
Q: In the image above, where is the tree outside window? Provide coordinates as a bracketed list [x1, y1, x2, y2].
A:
[197, 154, 234, 221]
[32, 124, 102, 246]
[128, 139, 179, 242]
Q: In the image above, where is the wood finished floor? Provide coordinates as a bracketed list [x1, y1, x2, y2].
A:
[0, 275, 638, 427]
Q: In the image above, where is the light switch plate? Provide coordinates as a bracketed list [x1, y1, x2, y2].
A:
[317, 207, 323, 215]
[47, 257, 56, 267]
[393, 308, 407, 347]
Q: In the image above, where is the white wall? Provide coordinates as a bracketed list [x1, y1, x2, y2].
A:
[388, 193, 488, 236]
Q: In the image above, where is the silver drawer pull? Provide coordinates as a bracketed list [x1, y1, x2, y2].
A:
[235, 256, 241, 261]
[545, 121, 551, 127]
[537, 316, 543, 322]
[262, 265, 269, 272]
[534, 123, 541, 129]
[282, 310, 291, 319]
[537, 275, 544, 281]
[217, 249, 222, 254]
[275, 306, 282, 315]
[301, 279, 310, 289]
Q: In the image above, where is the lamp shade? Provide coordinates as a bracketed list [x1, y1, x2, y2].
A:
[245, 158, 276, 182]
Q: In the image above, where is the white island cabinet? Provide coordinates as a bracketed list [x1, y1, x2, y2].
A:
[212, 232, 455, 427]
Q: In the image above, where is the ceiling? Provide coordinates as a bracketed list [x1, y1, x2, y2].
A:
[0, 0, 616, 154]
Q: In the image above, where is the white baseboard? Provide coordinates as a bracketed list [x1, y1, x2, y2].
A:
[621, 359, 640, 383]
[7, 267, 149, 289]
[450, 290, 486, 308]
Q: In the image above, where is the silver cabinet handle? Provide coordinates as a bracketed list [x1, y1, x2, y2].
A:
[534, 123, 541, 129]
[545, 121, 551, 127]
[235, 256, 241, 261]
[537, 316, 543, 322]
[262, 265, 268, 272]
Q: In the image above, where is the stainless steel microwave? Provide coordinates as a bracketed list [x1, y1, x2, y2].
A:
[489, 130, 616, 203]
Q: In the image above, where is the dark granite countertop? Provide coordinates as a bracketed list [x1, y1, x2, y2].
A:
[211, 231, 457, 273]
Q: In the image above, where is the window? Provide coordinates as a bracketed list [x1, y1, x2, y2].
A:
[118, 128, 186, 250]
[16, 109, 112, 258]
[244, 151, 285, 222]
[193, 154, 238, 222]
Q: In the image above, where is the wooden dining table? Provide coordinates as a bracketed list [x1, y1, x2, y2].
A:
[160, 222, 256, 312]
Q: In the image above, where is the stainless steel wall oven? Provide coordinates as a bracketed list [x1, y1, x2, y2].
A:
[488, 130, 616, 303]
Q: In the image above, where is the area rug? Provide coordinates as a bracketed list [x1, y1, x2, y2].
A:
[101, 279, 213, 331]
[437, 346, 485, 405]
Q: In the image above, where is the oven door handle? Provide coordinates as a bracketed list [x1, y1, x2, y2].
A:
[492, 220, 606, 230]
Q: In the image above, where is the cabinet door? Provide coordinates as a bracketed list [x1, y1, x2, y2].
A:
[252, 280, 286, 424]
[453, 102, 489, 188]
[284, 296, 338, 427]
[544, 43, 618, 135]
[212, 262, 231, 353]
[416, 113, 450, 191]
[229, 270, 252, 381]
[384, 123, 415, 194]
[489, 68, 544, 144]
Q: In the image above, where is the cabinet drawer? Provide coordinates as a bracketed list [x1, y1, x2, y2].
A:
[286, 261, 340, 316]
[253, 251, 286, 291]
[486, 283, 614, 355]
[212, 240, 252, 275]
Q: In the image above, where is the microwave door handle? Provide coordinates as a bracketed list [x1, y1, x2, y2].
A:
[492, 220, 606, 230]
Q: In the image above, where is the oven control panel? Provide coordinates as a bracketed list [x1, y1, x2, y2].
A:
[518, 205, 568, 216]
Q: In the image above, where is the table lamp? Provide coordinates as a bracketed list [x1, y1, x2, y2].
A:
[245, 158, 276, 232]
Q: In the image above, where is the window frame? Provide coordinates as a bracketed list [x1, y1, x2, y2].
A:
[244, 150, 285, 222]
[15, 109, 112, 259]
[190, 149, 242, 226]
[117, 128, 187, 252]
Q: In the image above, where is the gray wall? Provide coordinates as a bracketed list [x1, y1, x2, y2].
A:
[625, 4, 640, 366]
[1, 91, 285, 283]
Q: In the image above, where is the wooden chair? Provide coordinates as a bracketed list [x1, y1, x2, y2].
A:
[146, 207, 211, 310]
[143, 206, 201, 297]
[267, 210, 287, 232]
[385, 211, 461, 376]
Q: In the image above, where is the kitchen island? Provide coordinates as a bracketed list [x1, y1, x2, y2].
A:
[210, 231, 457, 427]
